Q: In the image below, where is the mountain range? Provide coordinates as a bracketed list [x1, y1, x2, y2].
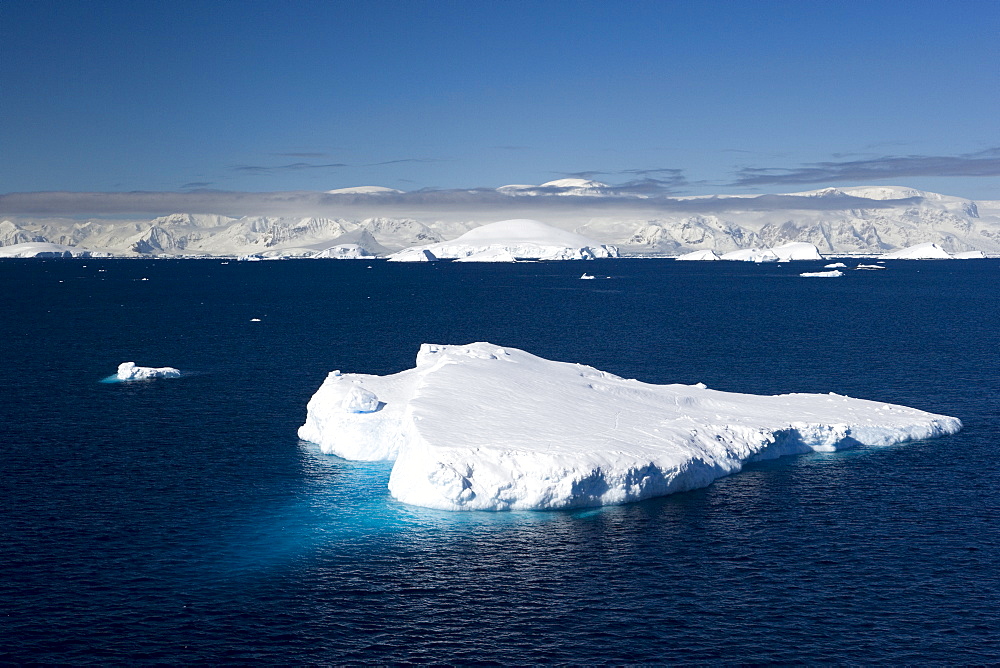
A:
[2, 181, 998, 257]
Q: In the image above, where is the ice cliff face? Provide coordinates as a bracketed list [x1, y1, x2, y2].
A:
[2, 186, 998, 257]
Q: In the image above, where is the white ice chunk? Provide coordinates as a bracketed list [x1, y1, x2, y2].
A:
[116, 362, 181, 381]
[299, 343, 962, 511]
[800, 270, 843, 277]
[824, 262, 847, 268]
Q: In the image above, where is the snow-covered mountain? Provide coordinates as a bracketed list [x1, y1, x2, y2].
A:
[2, 184, 998, 257]
[387, 219, 618, 261]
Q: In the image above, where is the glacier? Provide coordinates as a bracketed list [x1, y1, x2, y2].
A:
[298, 343, 962, 511]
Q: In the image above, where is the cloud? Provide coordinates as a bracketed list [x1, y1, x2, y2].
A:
[0, 187, 910, 221]
[232, 162, 350, 174]
[554, 167, 690, 195]
[180, 181, 213, 189]
[733, 148, 1000, 187]
[271, 152, 331, 158]
[231, 157, 441, 174]
[364, 158, 445, 166]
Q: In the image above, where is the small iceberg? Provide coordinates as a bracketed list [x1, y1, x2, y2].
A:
[580, 273, 595, 279]
[800, 270, 843, 278]
[111, 362, 181, 382]
[824, 262, 847, 269]
[856, 264, 887, 270]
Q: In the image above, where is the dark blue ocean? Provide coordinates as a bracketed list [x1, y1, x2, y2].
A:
[2, 258, 999, 664]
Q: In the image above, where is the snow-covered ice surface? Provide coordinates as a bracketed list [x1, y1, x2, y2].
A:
[111, 362, 181, 382]
[675, 249, 720, 261]
[0, 242, 106, 258]
[719, 248, 779, 262]
[772, 242, 823, 261]
[881, 242, 952, 259]
[387, 248, 437, 262]
[951, 250, 986, 259]
[312, 244, 374, 259]
[299, 343, 962, 511]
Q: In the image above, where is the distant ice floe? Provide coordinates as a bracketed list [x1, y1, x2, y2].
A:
[800, 270, 844, 278]
[386, 219, 618, 262]
[825, 262, 847, 269]
[113, 362, 181, 382]
[299, 343, 962, 511]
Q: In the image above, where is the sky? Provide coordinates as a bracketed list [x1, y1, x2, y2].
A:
[3, 0, 1000, 206]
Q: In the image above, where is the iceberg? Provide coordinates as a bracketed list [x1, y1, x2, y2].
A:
[719, 248, 779, 262]
[386, 248, 437, 262]
[824, 262, 847, 268]
[312, 243, 374, 259]
[772, 242, 823, 261]
[800, 270, 843, 277]
[951, 250, 986, 259]
[115, 362, 181, 381]
[299, 343, 961, 511]
[452, 248, 518, 263]
[675, 249, 720, 261]
[880, 242, 951, 259]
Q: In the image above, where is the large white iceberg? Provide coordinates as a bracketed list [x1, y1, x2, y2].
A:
[116, 362, 181, 381]
[387, 219, 618, 262]
[299, 343, 961, 511]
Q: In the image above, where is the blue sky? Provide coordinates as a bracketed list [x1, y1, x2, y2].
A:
[3, 0, 1000, 199]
